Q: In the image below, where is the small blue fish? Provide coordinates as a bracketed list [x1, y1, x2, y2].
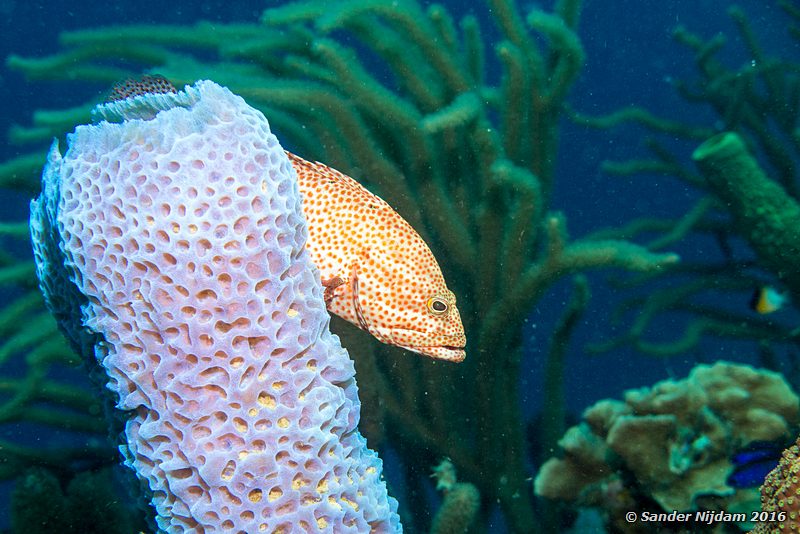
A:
[727, 441, 785, 488]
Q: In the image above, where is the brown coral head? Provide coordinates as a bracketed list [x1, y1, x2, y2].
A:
[107, 74, 177, 103]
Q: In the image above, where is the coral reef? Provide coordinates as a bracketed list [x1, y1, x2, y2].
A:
[535, 362, 800, 532]
[3, 1, 680, 530]
[577, 3, 800, 359]
[30, 80, 400, 532]
[752, 435, 800, 533]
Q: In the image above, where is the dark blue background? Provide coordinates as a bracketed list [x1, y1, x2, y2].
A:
[0, 0, 795, 531]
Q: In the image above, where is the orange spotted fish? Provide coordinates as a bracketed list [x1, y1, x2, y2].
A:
[104, 76, 466, 362]
[288, 152, 466, 362]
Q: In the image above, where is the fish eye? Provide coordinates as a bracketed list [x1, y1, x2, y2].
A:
[427, 296, 449, 315]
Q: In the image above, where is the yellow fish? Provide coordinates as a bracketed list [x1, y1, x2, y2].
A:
[288, 152, 466, 362]
[750, 286, 787, 315]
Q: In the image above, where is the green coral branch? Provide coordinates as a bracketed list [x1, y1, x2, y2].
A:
[644, 198, 716, 250]
[0, 440, 114, 481]
[584, 199, 721, 254]
[307, 38, 428, 166]
[461, 16, 484, 86]
[569, 105, 714, 139]
[526, 9, 584, 105]
[601, 158, 682, 177]
[427, 5, 459, 57]
[496, 40, 530, 161]
[487, 0, 540, 72]
[633, 306, 793, 357]
[422, 92, 481, 133]
[0, 153, 49, 194]
[61, 22, 265, 50]
[542, 275, 589, 457]
[478, 214, 678, 351]
[0, 292, 45, 335]
[491, 160, 542, 293]
[563, 237, 680, 272]
[0, 261, 36, 286]
[346, 18, 448, 111]
[5, 402, 105, 434]
[555, 0, 582, 29]
[7, 44, 170, 81]
[671, 26, 726, 76]
[9, 105, 94, 145]
[0, 222, 31, 239]
[0, 312, 59, 365]
[311, 38, 422, 132]
[318, 1, 471, 95]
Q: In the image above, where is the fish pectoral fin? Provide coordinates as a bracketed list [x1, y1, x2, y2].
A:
[321, 276, 345, 304]
[350, 263, 370, 332]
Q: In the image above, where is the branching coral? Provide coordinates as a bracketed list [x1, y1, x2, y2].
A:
[2, 0, 680, 530]
[575, 3, 800, 360]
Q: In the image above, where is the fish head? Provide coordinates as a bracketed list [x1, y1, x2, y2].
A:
[351, 243, 466, 362]
[394, 288, 467, 362]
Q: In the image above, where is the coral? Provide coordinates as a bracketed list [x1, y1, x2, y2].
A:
[10, 467, 147, 534]
[576, 4, 800, 359]
[5, 1, 680, 530]
[535, 362, 799, 531]
[430, 459, 481, 534]
[30, 80, 400, 532]
[752, 436, 800, 533]
[11, 467, 66, 533]
[693, 132, 800, 303]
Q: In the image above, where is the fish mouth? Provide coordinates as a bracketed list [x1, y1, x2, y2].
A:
[408, 344, 466, 362]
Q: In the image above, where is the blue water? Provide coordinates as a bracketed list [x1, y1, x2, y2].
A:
[0, 0, 796, 532]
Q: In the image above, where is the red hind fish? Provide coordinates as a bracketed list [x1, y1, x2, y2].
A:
[289, 152, 465, 362]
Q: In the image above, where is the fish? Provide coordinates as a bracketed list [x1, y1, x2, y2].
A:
[749, 286, 787, 315]
[727, 441, 785, 488]
[107, 74, 176, 102]
[288, 152, 466, 362]
[103, 76, 466, 362]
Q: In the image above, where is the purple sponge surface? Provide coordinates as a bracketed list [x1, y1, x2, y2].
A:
[31, 80, 401, 533]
